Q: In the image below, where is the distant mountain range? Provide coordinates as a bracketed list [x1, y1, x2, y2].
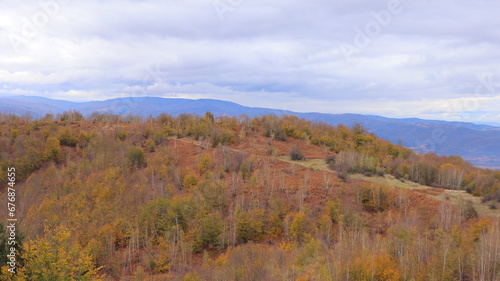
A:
[1, 95, 499, 169]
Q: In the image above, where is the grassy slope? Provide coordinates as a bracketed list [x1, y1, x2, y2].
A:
[275, 155, 500, 218]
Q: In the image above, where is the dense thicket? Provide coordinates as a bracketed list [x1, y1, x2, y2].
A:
[0, 111, 498, 280]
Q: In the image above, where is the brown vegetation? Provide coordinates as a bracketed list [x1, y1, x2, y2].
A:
[0, 112, 498, 280]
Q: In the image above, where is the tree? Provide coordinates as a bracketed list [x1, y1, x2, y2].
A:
[44, 137, 63, 163]
[289, 212, 308, 242]
[10, 129, 18, 145]
[16, 226, 102, 280]
[198, 153, 212, 175]
[236, 208, 266, 244]
[0, 223, 9, 268]
[191, 212, 224, 252]
[58, 110, 84, 122]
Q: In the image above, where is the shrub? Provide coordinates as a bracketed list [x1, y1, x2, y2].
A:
[127, 147, 146, 168]
[328, 200, 341, 224]
[262, 115, 287, 141]
[59, 130, 78, 147]
[145, 138, 155, 152]
[183, 174, 198, 189]
[116, 131, 127, 141]
[289, 144, 305, 161]
[210, 128, 235, 148]
[463, 201, 478, 220]
[325, 155, 336, 168]
[77, 131, 92, 149]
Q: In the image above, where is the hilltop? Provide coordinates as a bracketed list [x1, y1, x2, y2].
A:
[1, 95, 499, 169]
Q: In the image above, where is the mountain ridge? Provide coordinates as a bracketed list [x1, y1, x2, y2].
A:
[1, 95, 499, 169]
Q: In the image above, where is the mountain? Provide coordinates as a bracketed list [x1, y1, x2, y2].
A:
[1, 95, 499, 169]
[0, 95, 79, 116]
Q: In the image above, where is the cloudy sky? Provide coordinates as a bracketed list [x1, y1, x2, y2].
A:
[1, 0, 499, 123]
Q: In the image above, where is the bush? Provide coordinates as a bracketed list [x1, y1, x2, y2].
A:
[463, 201, 478, 220]
[183, 174, 198, 189]
[127, 147, 146, 168]
[77, 131, 92, 149]
[267, 148, 276, 156]
[325, 155, 336, 168]
[328, 200, 341, 224]
[210, 128, 235, 148]
[116, 131, 127, 141]
[289, 144, 305, 161]
[145, 138, 155, 152]
[58, 130, 78, 147]
[262, 115, 287, 141]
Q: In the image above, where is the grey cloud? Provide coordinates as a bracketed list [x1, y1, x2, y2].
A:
[0, 0, 499, 122]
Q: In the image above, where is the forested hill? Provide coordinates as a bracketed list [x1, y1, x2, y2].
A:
[1, 95, 499, 169]
[0, 111, 500, 281]
[0, 112, 499, 279]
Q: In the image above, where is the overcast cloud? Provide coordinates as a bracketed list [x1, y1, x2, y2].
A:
[0, 0, 499, 123]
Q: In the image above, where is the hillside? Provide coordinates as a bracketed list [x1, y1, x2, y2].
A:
[1, 95, 499, 169]
[0, 113, 499, 280]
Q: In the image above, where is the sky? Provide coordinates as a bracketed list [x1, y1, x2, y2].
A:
[0, 0, 499, 123]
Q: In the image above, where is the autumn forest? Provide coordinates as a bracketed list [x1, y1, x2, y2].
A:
[0, 111, 499, 280]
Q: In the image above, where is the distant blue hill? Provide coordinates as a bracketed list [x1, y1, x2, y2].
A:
[1, 95, 499, 169]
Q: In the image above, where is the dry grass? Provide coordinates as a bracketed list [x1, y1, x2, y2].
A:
[178, 140, 500, 219]
[437, 190, 500, 218]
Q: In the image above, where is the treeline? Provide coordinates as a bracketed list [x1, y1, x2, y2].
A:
[0, 111, 499, 280]
[274, 115, 499, 198]
[1, 111, 499, 197]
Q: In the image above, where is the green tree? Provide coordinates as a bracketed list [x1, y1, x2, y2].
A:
[236, 208, 266, 244]
[192, 212, 224, 252]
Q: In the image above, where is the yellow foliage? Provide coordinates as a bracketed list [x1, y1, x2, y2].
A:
[278, 240, 296, 252]
[350, 253, 400, 281]
[44, 136, 62, 162]
[215, 249, 230, 266]
[183, 174, 198, 189]
[198, 153, 212, 175]
[17, 225, 103, 280]
[290, 212, 307, 242]
[183, 272, 202, 281]
[471, 218, 492, 241]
